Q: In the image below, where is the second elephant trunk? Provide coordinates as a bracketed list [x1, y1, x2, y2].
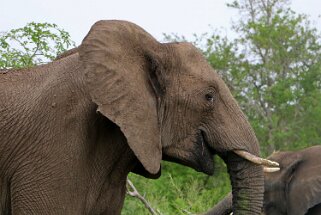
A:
[204, 193, 232, 215]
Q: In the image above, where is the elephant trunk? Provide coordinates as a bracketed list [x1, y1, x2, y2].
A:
[226, 152, 264, 215]
[204, 193, 232, 215]
[204, 152, 278, 215]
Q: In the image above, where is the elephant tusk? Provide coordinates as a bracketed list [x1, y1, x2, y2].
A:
[263, 167, 280, 173]
[234, 150, 280, 167]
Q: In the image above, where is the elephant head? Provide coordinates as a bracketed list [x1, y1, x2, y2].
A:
[79, 20, 277, 214]
[263, 146, 321, 215]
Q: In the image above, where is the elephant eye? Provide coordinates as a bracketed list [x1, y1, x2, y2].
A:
[205, 93, 215, 103]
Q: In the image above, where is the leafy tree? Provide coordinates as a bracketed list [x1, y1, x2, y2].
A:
[223, 0, 321, 154]
[0, 22, 75, 69]
[197, 0, 321, 155]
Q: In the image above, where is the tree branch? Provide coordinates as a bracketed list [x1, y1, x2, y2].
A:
[126, 179, 160, 215]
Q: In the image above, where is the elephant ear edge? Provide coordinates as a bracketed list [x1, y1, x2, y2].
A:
[79, 20, 162, 174]
[286, 152, 321, 214]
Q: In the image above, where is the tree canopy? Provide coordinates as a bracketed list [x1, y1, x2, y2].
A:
[0, 22, 75, 69]
[205, 0, 321, 155]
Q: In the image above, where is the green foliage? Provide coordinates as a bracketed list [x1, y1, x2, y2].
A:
[0, 22, 75, 69]
[224, 0, 321, 154]
[122, 158, 230, 215]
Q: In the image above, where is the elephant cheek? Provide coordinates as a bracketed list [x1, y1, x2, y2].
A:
[163, 142, 214, 175]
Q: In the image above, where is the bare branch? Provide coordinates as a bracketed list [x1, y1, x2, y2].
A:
[126, 179, 161, 215]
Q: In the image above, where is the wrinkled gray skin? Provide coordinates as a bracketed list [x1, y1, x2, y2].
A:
[0, 20, 263, 214]
[205, 145, 321, 215]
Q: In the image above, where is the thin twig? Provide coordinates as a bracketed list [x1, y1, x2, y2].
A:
[126, 179, 160, 215]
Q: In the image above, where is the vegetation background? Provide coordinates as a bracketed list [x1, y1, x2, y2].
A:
[1, 0, 320, 214]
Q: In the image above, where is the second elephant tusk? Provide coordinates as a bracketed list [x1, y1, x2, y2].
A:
[234, 150, 280, 167]
[263, 167, 280, 172]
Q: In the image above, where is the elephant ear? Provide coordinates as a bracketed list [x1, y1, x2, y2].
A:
[79, 20, 165, 174]
[285, 153, 321, 215]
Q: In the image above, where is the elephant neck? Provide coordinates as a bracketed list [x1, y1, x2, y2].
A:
[84, 115, 138, 214]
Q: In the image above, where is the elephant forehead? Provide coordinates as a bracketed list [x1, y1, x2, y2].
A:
[171, 42, 217, 78]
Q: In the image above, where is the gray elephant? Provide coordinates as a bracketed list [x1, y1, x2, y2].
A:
[0, 20, 276, 214]
[205, 145, 321, 215]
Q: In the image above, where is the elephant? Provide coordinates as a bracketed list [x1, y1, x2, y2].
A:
[0, 20, 277, 214]
[204, 145, 321, 215]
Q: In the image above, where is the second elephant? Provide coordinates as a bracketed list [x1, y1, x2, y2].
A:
[205, 145, 321, 215]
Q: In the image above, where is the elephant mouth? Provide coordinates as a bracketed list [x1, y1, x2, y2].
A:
[195, 130, 215, 174]
[162, 129, 279, 176]
[163, 130, 215, 175]
[197, 130, 280, 173]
